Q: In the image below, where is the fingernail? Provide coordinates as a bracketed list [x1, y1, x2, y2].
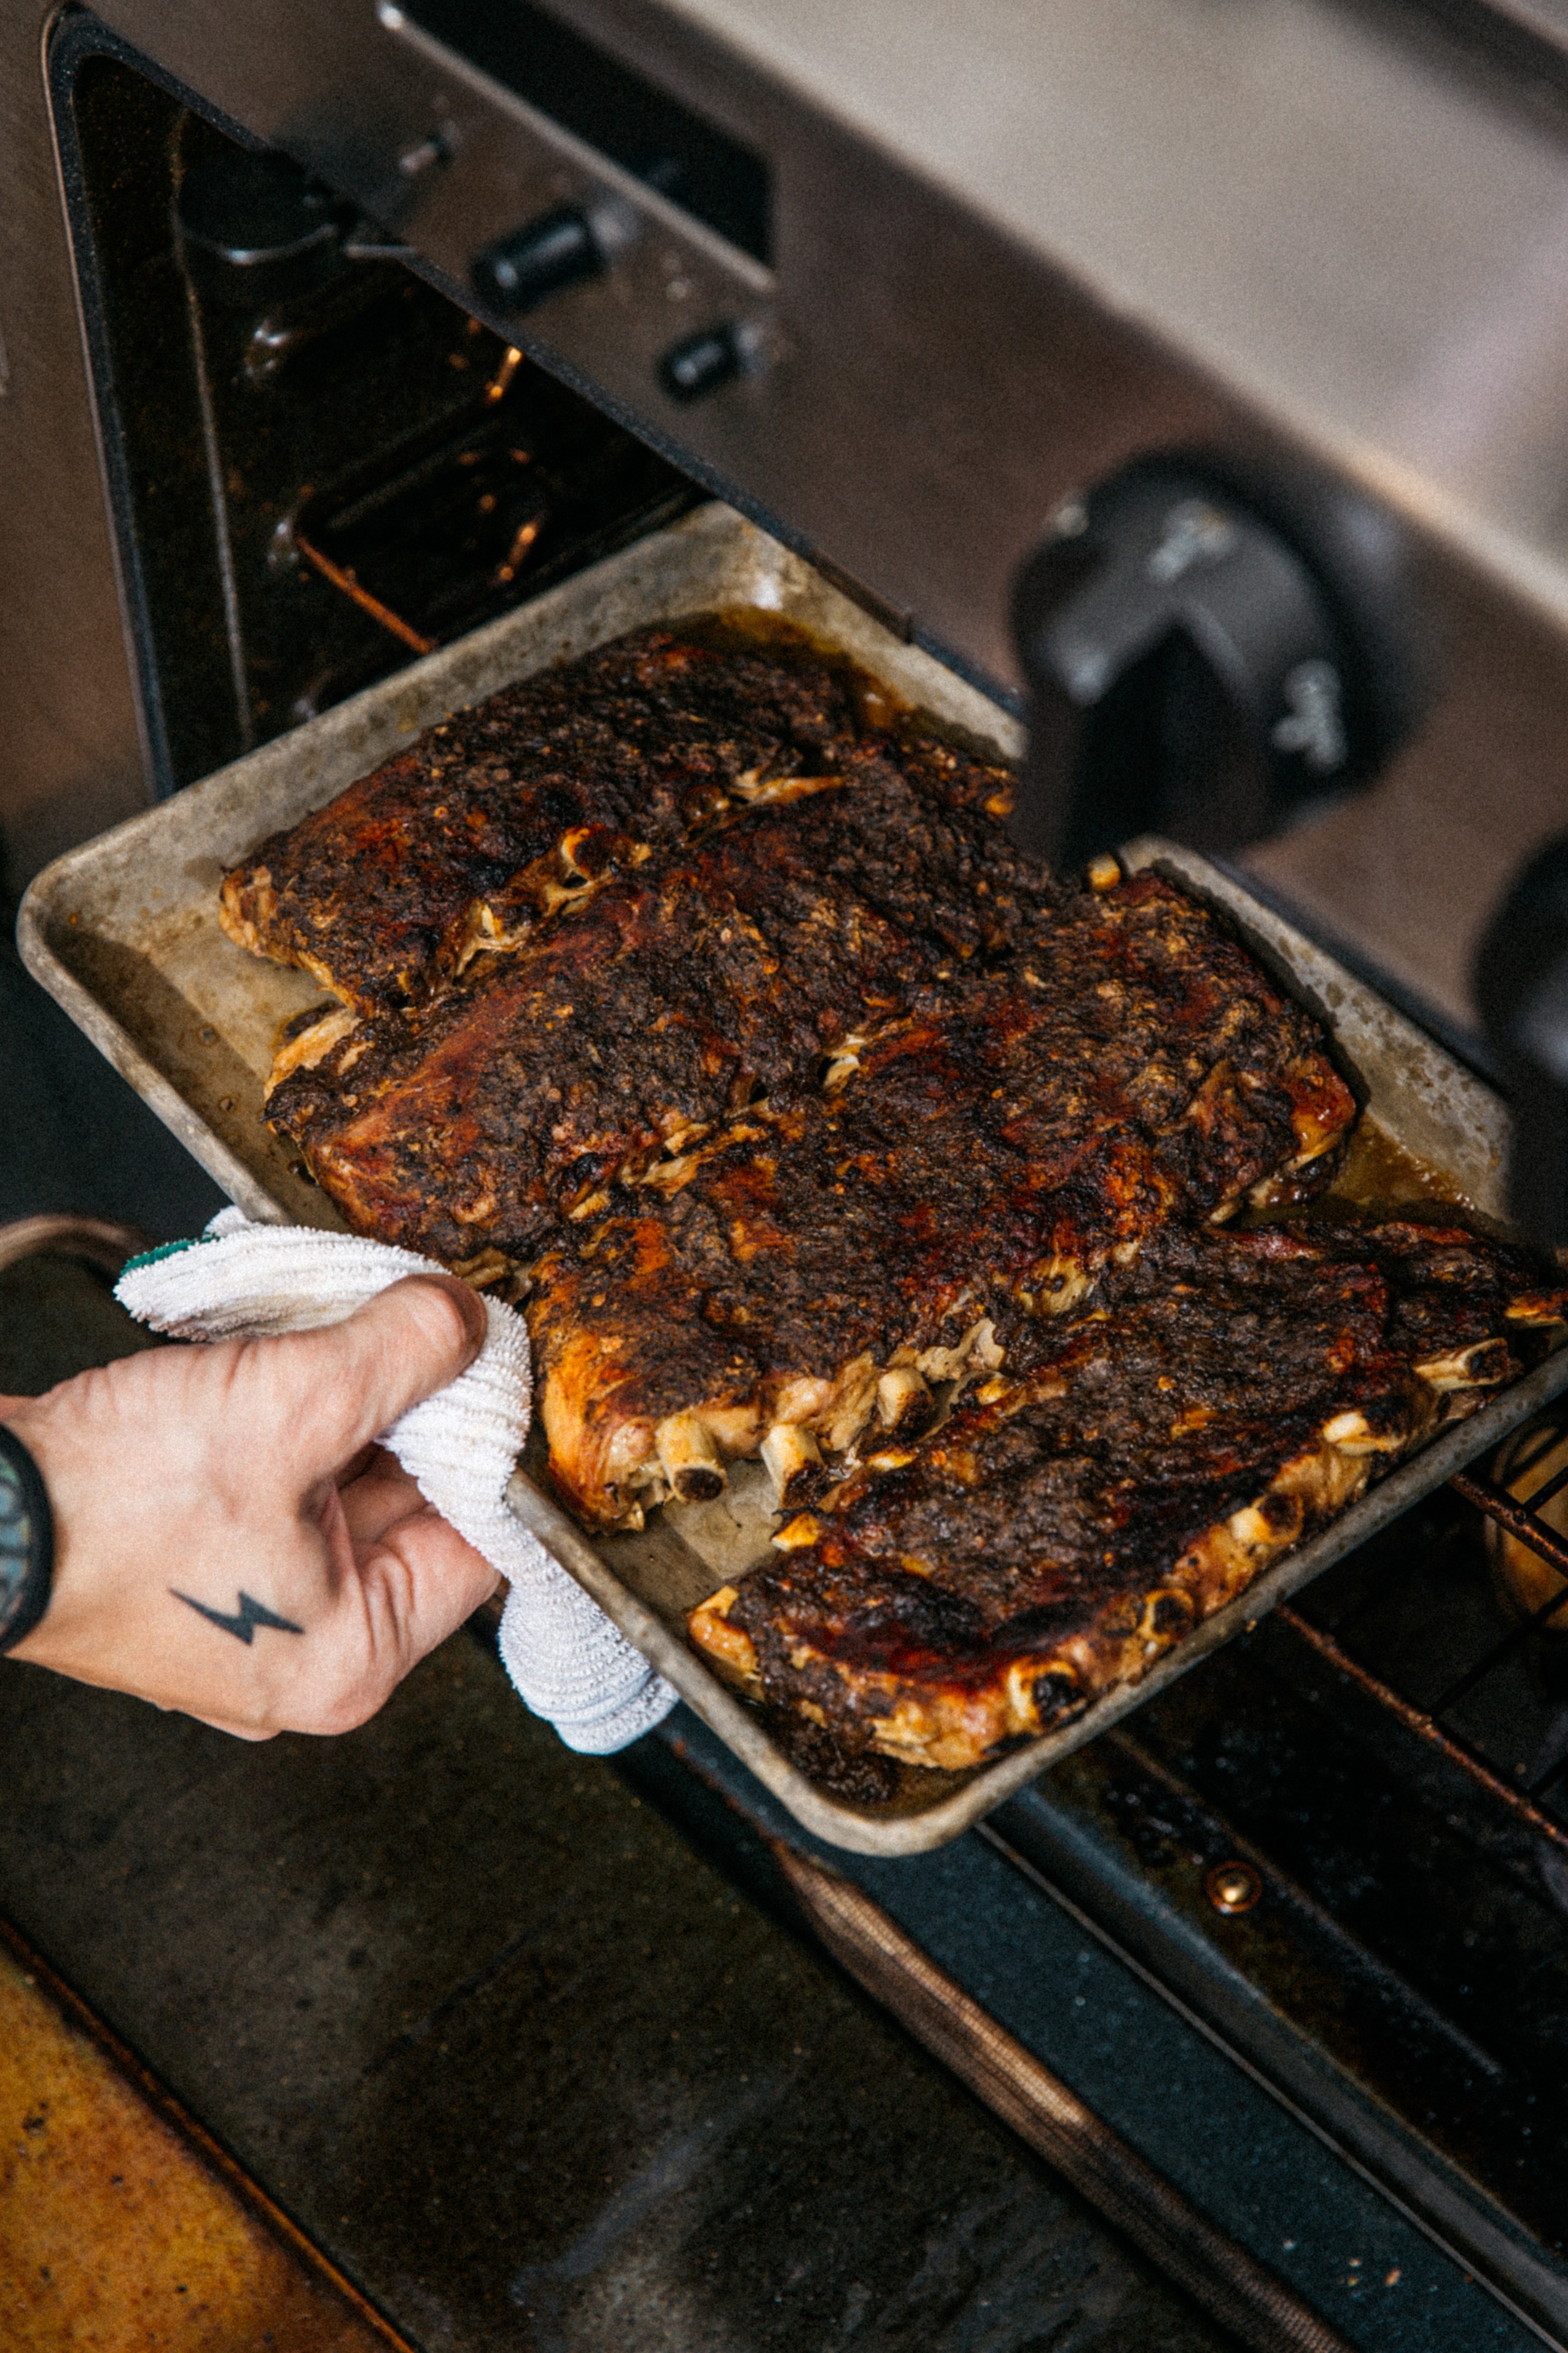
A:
[410, 1274, 488, 1359]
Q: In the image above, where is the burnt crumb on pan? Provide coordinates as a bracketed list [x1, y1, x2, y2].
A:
[758, 1704, 903, 1805]
[216, 620, 1568, 1802]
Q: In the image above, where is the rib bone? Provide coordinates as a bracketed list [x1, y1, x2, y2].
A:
[762, 1421, 822, 1507]
[876, 1368, 935, 1439]
[1321, 1407, 1411, 1455]
[655, 1412, 727, 1503]
[1414, 1337, 1511, 1390]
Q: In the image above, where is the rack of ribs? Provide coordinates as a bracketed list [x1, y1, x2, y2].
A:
[525, 902, 1352, 1527]
[688, 1221, 1568, 1771]
[265, 816, 1352, 1524]
[262, 717, 1048, 1272]
[219, 628, 876, 1016]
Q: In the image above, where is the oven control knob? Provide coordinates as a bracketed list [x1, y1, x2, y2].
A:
[472, 205, 607, 315]
[660, 323, 744, 403]
[1009, 455, 1422, 867]
[1475, 836, 1568, 1248]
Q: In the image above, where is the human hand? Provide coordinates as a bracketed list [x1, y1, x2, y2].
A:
[2, 1276, 501, 1738]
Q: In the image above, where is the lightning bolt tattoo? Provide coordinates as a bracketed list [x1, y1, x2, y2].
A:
[171, 1589, 305, 1644]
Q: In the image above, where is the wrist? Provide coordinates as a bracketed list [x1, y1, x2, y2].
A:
[0, 1423, 55, 1655]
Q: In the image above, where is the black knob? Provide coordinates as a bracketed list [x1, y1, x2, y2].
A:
[1009, 453, 1424, 867]
[660, 323, 744, 403]
[177, 148, 346, 310]
[1475, 837, 1568, 1248]
[472, 205, 606, 315]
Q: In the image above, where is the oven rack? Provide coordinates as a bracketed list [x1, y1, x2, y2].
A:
[1274, 1423, 1568, 1855]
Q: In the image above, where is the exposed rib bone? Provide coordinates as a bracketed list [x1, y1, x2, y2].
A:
[1414, 1337, 1512, 1391]
[1228, 1492, 1306, 1555]
[914, 1318, 1003, 1384]
[687, 1586, 762, 1691]
[1137, 1588, 1197, 1645]
[876, 1367, 935, 1439]
[655, 1412, 727, 1503]
[448, 1247, 513, 1290]
[264, 1004, 359, 1098]
[1322, 1407, 1412, 1454]
[821, 1356, 881, 1454]
[762, 1420, 822, 1507]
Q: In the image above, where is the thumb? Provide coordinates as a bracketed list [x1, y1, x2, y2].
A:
[265, 1275, 488, 1473]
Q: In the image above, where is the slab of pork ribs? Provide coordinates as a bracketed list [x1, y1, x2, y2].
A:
[688, 1221, 1568, 1771]
[220, 628, 873, 1016]
[253, 651, 1352, 1527]
[523, 900, 1351, 1529]
[262, 717, 1052, 1273]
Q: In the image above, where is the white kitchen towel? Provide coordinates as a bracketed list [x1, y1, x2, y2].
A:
[115, 1208, 677, 1753]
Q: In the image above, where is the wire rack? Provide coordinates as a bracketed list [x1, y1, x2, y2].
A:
[1273, 1408, 1568, 1855]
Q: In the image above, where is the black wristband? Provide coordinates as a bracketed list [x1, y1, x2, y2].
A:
[0, 1425, 53, 1655]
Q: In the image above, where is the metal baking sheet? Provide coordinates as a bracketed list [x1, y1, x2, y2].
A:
[20, 501, 1566, 1856]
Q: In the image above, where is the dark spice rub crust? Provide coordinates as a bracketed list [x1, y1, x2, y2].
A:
[263, 725, 1047, 1269]
[690, 1222, 1568, 1771]
[219, 628, 871, 1017]
[526, 869, 1352, 1527]
[268, 842, 1351, 1526]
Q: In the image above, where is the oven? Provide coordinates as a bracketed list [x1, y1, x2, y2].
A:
[8, 3, 1568, 2346]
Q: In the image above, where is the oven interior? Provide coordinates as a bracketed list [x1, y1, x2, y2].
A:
[58, 39, 698, 802]
[33, 28, 1568, 2348]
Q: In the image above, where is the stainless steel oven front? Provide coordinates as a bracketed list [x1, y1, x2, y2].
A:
[15, 1, 1568, 1126]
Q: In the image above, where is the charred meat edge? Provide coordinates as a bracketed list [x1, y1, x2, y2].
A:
[686, 1322, 1555, 1772]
